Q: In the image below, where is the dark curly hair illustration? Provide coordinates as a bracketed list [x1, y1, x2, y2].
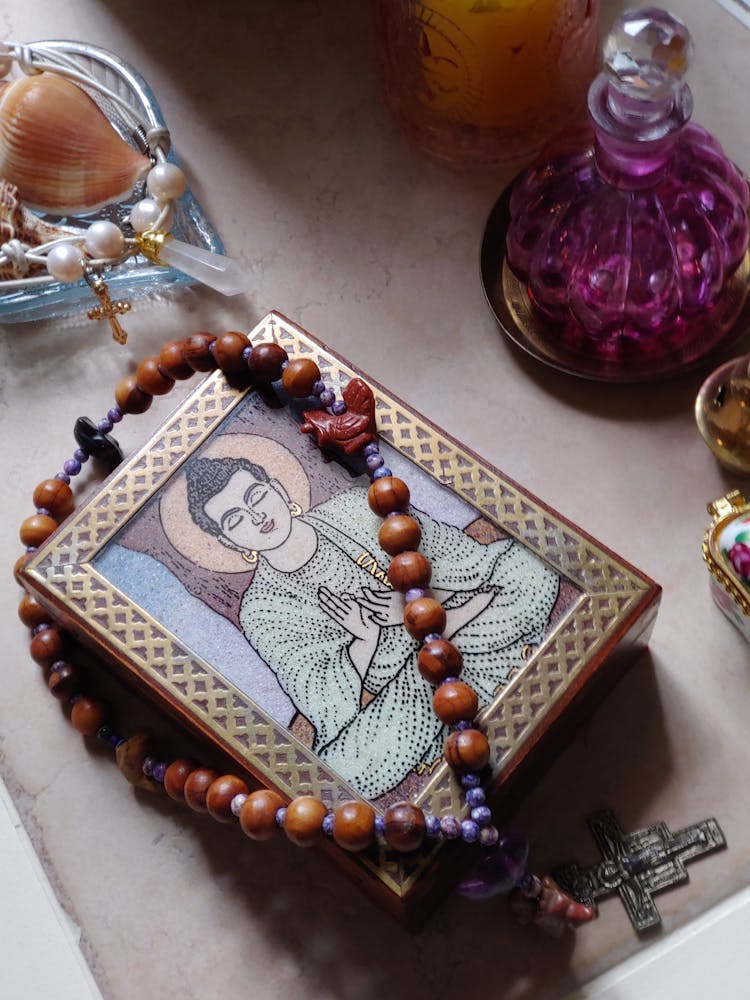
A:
[186, 456, 270, 538]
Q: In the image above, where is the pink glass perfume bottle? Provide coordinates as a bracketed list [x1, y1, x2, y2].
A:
[504, 8, 750, 380]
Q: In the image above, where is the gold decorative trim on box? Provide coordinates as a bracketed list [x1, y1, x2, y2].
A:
[22, 311, 659, 913]
[704, 489, 750, 616]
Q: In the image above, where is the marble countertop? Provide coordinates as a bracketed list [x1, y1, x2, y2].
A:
[2, 1, 749, 997]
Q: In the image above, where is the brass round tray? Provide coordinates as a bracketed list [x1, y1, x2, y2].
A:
[480, 183, 750, 383]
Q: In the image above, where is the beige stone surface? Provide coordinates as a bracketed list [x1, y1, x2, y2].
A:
[1, 1, 749, 997]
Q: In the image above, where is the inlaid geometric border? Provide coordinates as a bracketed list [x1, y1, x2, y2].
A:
[23, 311, 658, 904]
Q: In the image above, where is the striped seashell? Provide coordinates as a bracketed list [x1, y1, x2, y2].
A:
[0, 72, 150, 215]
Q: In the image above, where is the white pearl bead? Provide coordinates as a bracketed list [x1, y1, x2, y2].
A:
[46, 244, 86, 283]
[129, 198, 173, 234]
[84, 220, 126, 259]
[146, 162, 187, 201]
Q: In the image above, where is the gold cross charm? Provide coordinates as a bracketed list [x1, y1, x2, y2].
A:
[86, 275, 131, 344]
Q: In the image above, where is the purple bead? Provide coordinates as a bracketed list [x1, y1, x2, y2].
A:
[275, 807, 287, 828]
[107, 407, 123, 424]
[363, 442, 380, 457]
[312, 380, 325, 396]
[73, 448, 89, 463]
[460, 772, 481, 789]
[480, 825, 500, 848]
[49, 660, 66, 673]
[440, 815, 461, 839]
[440, 676, 458, 686]
[97, 416, 114, 434]
[424, 814, 441, 838]
[63, 458, 81, 477]
[25, 546, 37, 554]
[319, 389, 335, 407]
[231, 793, 248, 816]
[471, 806, 492, 827]
[96, 724, 113, 743]
[466, 787, 485, 808]
[374, 815, 386, 836]
[322, 813, 334, 836]
[405, 588, 426, 603]
[280, 360, 289, 371]
[366, 453, 384, 471]
[461, 819, 481, 843]
[207, 340, 216, 354]
[32, 623, 52, 635]
[54, 472, 71, 484]
[372, 466, 392, 479]
[242, 346, 253, 362]
[36, 507, 51, 517]
[424, 633, 442, 644]
[331, 401, 347, 415]
[152, 762, 167, 783]
[141, 756, 156, 778]
[457, 832, 529, 900]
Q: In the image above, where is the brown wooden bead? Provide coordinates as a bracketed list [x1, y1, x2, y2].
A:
[18, 593, 51, 629]
[417, 638, 463, 684]
[48, 661, 82, 700]
[247, 342, 288, 382]
[114, 733, 157, 791]
[136, 356, 175, 396]
[404, 597, 446, 641]
[182, 333, 217, 372]
[239, 789, 286, 840]
[14, 552, 31, 578]
[284, 795, 327, 847]
[383, 802, 426, 853]
[30, 627, 64, 666]
[388, 551, 432, 592]
[281, 358, 321, 398]
[158, 340, 194, 380]
[183, 767, 219, 812]
[206, 774, 249, 822]
[20, 514, 57, 547]
[213, 331, 250, 373]
[367, 476, 410, 517]
[70, 696, 109, 737]
[332, 802, 376, 852]
[432, 681, 478, 726]
[444, 728, 490, 773]
[378, 514, 421, 556]
[163, 759, 196, 801]
[32, 479, 74, 520]
[115, 374, 153, 415]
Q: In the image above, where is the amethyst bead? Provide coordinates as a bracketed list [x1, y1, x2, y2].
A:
[152, 762, 167, 783]
[73, 448, 89, 463]
[460, 772, 481, 789]
[424, 632, 442, 643]
[471, 806, 492, 827]
[63, 458, 81, 477]
[319, 389, 335, 407]
[141, 755, 156, 778]
[374, 815, 386, 836]
[97, 417, 114, 434]
[363, 442, 380, 457]
[312, 380, 325, 396]
[54, 472, 71, 484]
[107, 406, 123, 424]
[372, 466, 392, 479]
[231, 793, 248, 816]
[275, 807, 287, 828]
[425, 814, 441, 838]
[466, 787, 485, 808]
[366, 453, 384, 471]
[457, 831, 529, 899]
[405, 588, 426, 603]
[36, 507, 51, 517]
[451, 720, 472, 732]
[331, 401, 347, 415]
[322, 813, 335, 836]
[461, 819, 480, 843]
[241, 346, 253, 362]
[440, 815, 461, 839]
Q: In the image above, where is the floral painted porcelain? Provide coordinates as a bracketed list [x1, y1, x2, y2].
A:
[704, 490, 750, 642]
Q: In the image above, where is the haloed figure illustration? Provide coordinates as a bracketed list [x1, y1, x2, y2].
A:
[185, 450, 560, 800]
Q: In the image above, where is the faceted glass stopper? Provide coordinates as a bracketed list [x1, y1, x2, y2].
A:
[696, 355, 750, 474]
[603, 7, 694, 101]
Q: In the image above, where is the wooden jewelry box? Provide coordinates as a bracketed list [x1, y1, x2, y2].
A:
[18, 311, 661, 926]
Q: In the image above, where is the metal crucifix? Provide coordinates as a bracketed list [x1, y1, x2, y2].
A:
[86, 275, 131, 344]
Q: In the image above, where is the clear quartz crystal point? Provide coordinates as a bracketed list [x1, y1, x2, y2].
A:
[155, 238, 246, 295]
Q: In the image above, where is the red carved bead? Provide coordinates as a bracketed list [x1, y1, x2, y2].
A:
[432, 681, 478, 725]
[284, 795, 327, 847]
[388, 551, 432, 592]
[183, 767, 219, 812]
[70, 696, 109, 737]
[240, 789, 286, 840]
[136, 356, 175, 396]
[404, 597, 446, 641]
[332, 802, 376, 852]
[281, 358, 321, 398]
[206, 774, 249, 822]
[115, 375, 153, 415]
[444, 729, 490, 773]
[213, 331, 251, 373]
[32, 479, 74, 520]
[417, 638, 463, 684]
[383, 802, 426, 853]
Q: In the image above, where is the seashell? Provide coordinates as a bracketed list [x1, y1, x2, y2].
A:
[0, 178, 81, 278]
[0, 72, 150, 215]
